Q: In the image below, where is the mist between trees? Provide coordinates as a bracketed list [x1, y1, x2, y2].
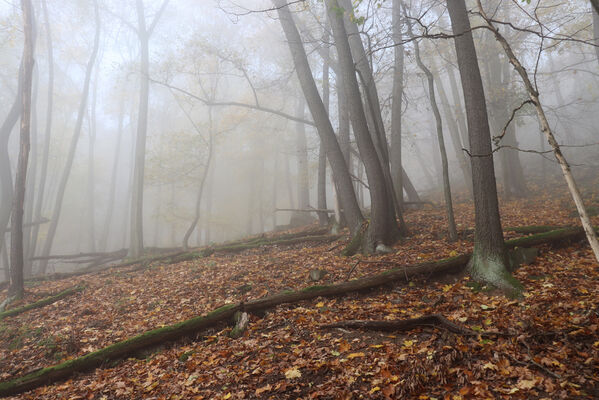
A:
[1, 0, 599, 294]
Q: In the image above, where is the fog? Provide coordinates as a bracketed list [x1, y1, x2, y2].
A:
[1, 0, 598, 279]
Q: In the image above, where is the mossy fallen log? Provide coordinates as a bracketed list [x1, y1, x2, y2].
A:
[0, 304, 240, 397]
[0, 226, 593, 396]
[504, 227, 590, 248]
[504, 226, 563, 234]
[0, 286, 84, 320]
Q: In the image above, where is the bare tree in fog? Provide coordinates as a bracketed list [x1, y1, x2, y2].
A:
[128, 0, 170, 258]
[38, 0, 101, 275]
[9, 0, 35, 299]
[28, 0, 54, 269]
[272, 0, 365, 240]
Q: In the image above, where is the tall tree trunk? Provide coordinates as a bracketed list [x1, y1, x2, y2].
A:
[430, 58, 472, 195]
[337, 0, 406, 233]
[593, 5, 599, 62]
[99, 100, 125, 252]
[446, 65, 470, 151]
[129, 3, 150, 259]
[407, 17, 457, 241]
[476, 0, 599, 262]
[204, 157, 214, 245]
[9, 0, 35, 298]
[273, 0, 364, 235]
[317, 28, 330, 226]
[29, 0, 54, 270]
[87, 64, 100, 253]
[390, 0, 404, 208]
[447, 0, 520, 294]
[295, 96, 310, 210]
[0, 73, 23, 258]
[38, 0, 100, 275]
[23, 64, 38, 278]
[272, 153, 278, 230]
[129, 0, 170, 258]
[285, 154, 295, 210]
[326, 0, 398, 250]
[182, 109, 214, 250]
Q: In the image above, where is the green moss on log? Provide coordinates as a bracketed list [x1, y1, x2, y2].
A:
[504, 226, 561, 234]
[0, 286, 84, 320]
[0, 303, 239, 397]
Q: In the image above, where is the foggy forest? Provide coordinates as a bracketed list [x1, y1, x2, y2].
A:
[0, 0, 598, 398]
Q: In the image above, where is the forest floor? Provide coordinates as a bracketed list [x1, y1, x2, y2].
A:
[1, 181, 598, 399]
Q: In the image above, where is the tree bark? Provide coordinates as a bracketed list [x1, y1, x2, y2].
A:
[86, 62, 100, 253]
[295, 96, 310, 210]
[99, 100, 125, 252]
[391, 0, 404, 208]
[22, 63, 38, 279]
[9, 0, 35, 298]
[430, 58, 472, 195]
[447, 0, 520, 294]
[38, 0, 100, 275]
[326, 0, 399, 251]
[318, 28, 330, 226]
[28, 0, 53, 270]
[272, 0, 364, 235]
[337, 0, 406, 234]
[129, 0, 170, 259]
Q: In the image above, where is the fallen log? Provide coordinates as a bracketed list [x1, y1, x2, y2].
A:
[0, 226, 593, 396]
[504, 225, 562, 235]
[0, 286, 84, 320]
[0, 303, 241, 397]
[210, 234, 342, 255]
[30, 249, 128, 262]
[275, 208, 336, 214]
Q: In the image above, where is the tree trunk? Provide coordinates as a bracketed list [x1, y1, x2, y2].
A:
[273, 0, 364, 235]
[38, 1, 100, 275]
[446, 65, 470, 152]
[22, 64, 38, 278]
[182, 108, 213, 250]
[447, 0, 520, 294]
[337, 0, 405, 235]
[9, 0, 35, 299]
[29, 0, 54, 270]
[390, 0, 404, 208]
[317, 28, 330, 226]
[87, 63, 100, 253]
[430, 58, 472, 195]
[128, 0, 169, 258]
[407, 17, 457, 241]
[326, 0, 398, 251]
[295, 96, 310, 210]
[99, 100, 125, 252]
[476, 0, 599, 262]
[593, 4, 599, 62]
[0, 74, 23, 259]
[129, 2, 150, 259]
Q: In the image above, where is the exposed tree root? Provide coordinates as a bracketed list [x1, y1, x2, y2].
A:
[0, 286, 83, 320]
[320, 314, 509, 337]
